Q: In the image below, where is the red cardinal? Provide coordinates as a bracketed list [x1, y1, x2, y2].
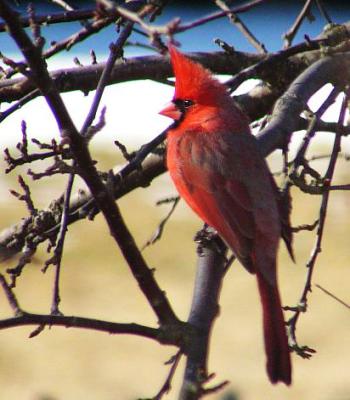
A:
[160, 45, 292, 385]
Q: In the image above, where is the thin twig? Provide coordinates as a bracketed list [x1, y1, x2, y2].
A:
[44, 14, 136, 316]
[293, 87, 339, 168]
[0, 7, 96, 32]
[315, 0, 332, 24]
[0, 50, 263, 103]
[215, 0, 267, 54]
[2, 9, 117, 79]
[0, 312, 171, 342]
[286, 90, 348, 358]
[0, 274, 24, 315]
[283, 0, 314, 48]
[201, 378, 230, 396]
[154, 351, 182, 400]
[48, 170, 75, 315]
[80, 21, 134, 135]
[116, 126, 169, 181]
[226, 35, 325, 92]
[6, 245, 38, 287]
[10, 175, 37, 215]
[315, 284, 350, 309]
[289, 87, 340, 194]
[292, 219, 319, 233]
[328, 184, 350, 190]
[0, 89, 40, 123]
[116, 0, 267, 38]
[142, 197, 180, 250]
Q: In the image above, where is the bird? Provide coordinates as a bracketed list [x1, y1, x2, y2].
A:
[159, 44, 292, 385]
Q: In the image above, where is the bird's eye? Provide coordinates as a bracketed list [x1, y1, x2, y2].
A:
[182, 99, 194, 108]
[174, 98, 194, 112]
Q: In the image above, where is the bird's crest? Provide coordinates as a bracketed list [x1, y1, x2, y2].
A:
[168, 44, 228, 104]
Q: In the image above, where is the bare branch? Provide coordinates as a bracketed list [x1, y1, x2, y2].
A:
[0, 273, 23, 315]
[142, 196, 180, 250]
[286, 88, 348, 358]
[292, 219, 319, 233]
[0, 51, 263, 103]
[0, 151, 166, 262]
[45, 170, 75, 315]
[315, 0, 332, 24]
[283, 0, 314, 48]
[116, 0, 267, 39]
[215, 0, 267, 54]
[0, 89, 40, 123]
[0, 312, 171, 343]
[10, 175, 37, 215]
[180, 232, 228, 398]
[80, 21, 133, 135]
[153, 351, 182, 400]
[0, 0, 179, 326]
[257, 52, 350, 155]
[0, 7, 97, 32]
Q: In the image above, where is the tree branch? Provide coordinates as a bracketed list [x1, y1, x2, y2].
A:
[179, 231, 229, 399]
[215, 0, 267, 54]
[0, 6, 97, 32]
[283, 0, 314, 48]
[0, 51, 263, 103]
[116, 0, 267, 38]
[0, 0, 179, 327]
[0, 312, 169, 343]
[286, 88, 348, 358]
[257, 52, 350, 155]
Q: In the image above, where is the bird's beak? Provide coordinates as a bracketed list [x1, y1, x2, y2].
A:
[159, 102, 181, 121]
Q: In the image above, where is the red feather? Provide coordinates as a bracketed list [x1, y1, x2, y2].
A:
[161, 45, 292, 385]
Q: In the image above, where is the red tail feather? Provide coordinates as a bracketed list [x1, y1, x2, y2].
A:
[257, 271, 291, 385]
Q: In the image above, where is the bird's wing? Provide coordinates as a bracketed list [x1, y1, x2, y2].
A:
[173, 131, 280, 276]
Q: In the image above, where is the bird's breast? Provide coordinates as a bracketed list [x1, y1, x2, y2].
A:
[167, 131, 195, 191]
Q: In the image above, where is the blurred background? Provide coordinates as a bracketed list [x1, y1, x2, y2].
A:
[0, 1, 350, 399]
